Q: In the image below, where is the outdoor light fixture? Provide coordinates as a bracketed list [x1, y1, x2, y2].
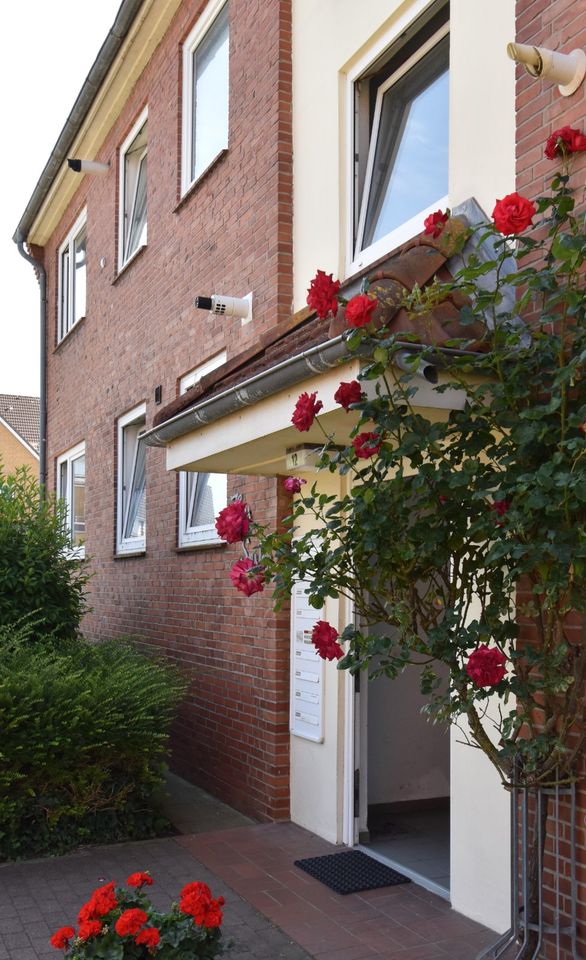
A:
[194, 293, 252, 323]
[67, 159, 110, 174]
[507, 42, 586, 96]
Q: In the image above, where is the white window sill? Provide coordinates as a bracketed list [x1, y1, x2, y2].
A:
[176, 537, 226, 552]
[115, 544, 146, 559]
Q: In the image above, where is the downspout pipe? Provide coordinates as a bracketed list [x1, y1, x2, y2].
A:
[16, 243, 47, 494]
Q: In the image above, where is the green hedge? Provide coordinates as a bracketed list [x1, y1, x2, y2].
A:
[0, 466, 89, 645]
[0, 630, 185, 860]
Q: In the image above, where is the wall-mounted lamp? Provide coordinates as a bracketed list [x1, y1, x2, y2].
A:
[507, 42, 586, 96]
[194, 293, 253, 324]
[67, 159, 110, 174]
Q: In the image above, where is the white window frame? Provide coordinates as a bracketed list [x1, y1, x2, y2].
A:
[117, 403, 147, 555]
[58, 209, 87, 342]
[118, 107, 148, 270]
[178, 352, 227, 547]
[345, 2, 449, 276]
[181, 0, 229, 196]
[57, 441, 86, 558]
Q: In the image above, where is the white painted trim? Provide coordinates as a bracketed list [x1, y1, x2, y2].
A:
[118, 106, 149, 271]
[116, 402, 147, 555]
[56, 440, 86, 559]
[181, 0, 229, 196]
[344, 9, 449, 277]
[57, 208, 87, 342]
[0, 415, 39, 460]
[178, 351, 227, 547]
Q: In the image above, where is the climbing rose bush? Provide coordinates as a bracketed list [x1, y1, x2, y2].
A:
[219, 128, 586, 794]
[50, 874, 224, 958]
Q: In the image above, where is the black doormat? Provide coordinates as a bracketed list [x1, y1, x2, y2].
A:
[294, 850, 410, 895]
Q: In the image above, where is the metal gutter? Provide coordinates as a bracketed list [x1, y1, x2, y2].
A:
[15, 244, 47, 491]
[143, 335, 482, 449]
[13, 0, 146, 244]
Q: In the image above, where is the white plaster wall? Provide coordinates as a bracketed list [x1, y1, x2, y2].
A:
[368, 666, 450, 805]
[289, 469, 347, 843]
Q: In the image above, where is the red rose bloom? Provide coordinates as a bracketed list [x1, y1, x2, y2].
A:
[492, 193, 536, 235]
[230, 558, 265, 596]
[215, 499, 250, 543]
[490, 498, 511, 526]
[135, 928, 161, 949]
[423, 209, 449, 239]
[115, 909, 149, 937]
[307, 270, 340, 319]
[283, 476, 306, 493]
[126, 871, 153, 889]
[50, 927, 76, 950]
[466, 645, 507, 688]
[334, 380, 362, 411]
[345, 293, 377, 328]
[78, 921, 102, 942]
[292, 391, 323, 431]
[544, 125, 586, 160]
[311, 621, 344, 661]
[352, 432, 382, 459]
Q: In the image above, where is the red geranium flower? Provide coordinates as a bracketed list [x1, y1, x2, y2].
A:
[345, 293, 377, 328]
[283, 476, 306, 493]
[306, 270, 341, 319]
[215, 499, 250, 543]
[465, 645, 507, 688]
[78, 882, 118, 923]
[311, 620, 344, 661]
[230, 558, 265, 596]
[334, 380, 362, 411]
[78, 921, 102, 942]
[352, 432, 382, 459]
[50, 927, 76, 950]
[126, 871, 153, 888]
[544, 125, 586, 160]
[423, 209, 449, 239]
[292, 391, 323, 431]
[135, 928, 161, 949]
[492, 193, 536, 235]
[204, 903, 224, 929]
[115, 909, 149, 937]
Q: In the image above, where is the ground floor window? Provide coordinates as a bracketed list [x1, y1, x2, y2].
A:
[57, 441, 86, 555]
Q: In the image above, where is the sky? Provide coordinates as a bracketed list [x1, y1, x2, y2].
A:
[1, 1, 123, 397]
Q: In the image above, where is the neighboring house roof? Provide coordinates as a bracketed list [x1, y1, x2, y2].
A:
[0, 394, 40, 455]
[146, 208, 490, 449]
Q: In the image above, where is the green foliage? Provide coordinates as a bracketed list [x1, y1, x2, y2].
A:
[0, 629, 186, 860]
[0, 465, 89, 645]
[256, 162, 586, 788]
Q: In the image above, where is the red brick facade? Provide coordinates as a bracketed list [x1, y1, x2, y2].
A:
[39, 0, 293, 822]
[515, 1, 586, 955]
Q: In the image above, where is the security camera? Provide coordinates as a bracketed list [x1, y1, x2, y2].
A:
[507, 43, 586, 96]
[194, 294, 252, 323]
[68, 159, 110, 174]
[393, 349, 438, 384]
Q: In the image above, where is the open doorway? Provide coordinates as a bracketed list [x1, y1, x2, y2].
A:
[357, 661, 451, 898]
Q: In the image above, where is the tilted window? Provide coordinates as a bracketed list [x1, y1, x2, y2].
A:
[57, 442, 86, 556]
[178, 352, 227, 547]
[119, 111, 148, 268]
[352, 4, 449, 271]
[117, 404, 146, 554]
[58, 211, 87, 341]
[182, 0, 229, 193]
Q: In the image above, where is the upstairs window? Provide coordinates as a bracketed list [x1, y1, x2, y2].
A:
[351, 5, 449, 271]
[182, 0, 229, 193]
[57, 442, 86, 557]
[117, 404, 146, 555]
[58, 211, 87, 341]
[178, 353, 227, 547]
[119, 110, 148, 268]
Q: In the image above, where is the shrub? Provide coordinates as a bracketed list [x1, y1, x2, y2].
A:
[0, 465, 89, 644]
[0, 630, 186, 860]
